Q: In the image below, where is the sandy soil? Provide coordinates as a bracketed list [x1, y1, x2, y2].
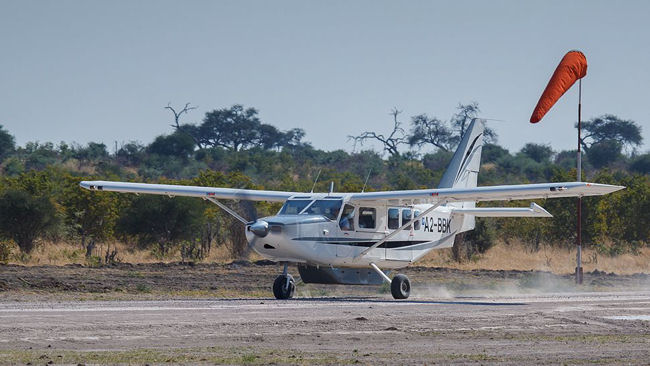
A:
[0, 263, 649, 364]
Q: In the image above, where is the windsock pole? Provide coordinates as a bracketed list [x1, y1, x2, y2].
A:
[576, 79, 583, 284]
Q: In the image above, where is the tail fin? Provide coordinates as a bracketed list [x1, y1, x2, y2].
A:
[439, 119, 485, 233]
[439, 118, 485, 189]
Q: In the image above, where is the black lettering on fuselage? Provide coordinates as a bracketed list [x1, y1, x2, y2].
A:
[421, 216, 451, 233]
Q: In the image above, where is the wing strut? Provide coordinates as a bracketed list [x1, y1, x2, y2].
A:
[205, 197, 249, 224]
[354, 201, 444, 260]
[369, 263, 392, 284]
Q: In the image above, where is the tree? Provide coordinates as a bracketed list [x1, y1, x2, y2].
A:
[349, 108, 408, 158]
[0, 189, 58, 253]
[450, 103, 497, 143]
[185, 105, 304, 152]
[482, 144, 509, 164]
[520, 143, 554, 164]
[277, 128, 307, 150]
[116, 195, 203, 255]
[73, 142, 110, 162]
[408, 114, 455, 152]
[630, 153, 650, 174]
[147, 131, 195, 158]
[407, 103, 498, 154]
[0, 125, 15, 161]
[586, 140, 623, 168]
[116, 141, 146, 166]
[554, 150, 579, 171]
[61, 176, 120, 257]
[578, 115, 643, 154]
[198, 105, 262, 151]
[452, 218, 496, 262]
[166, 102, 202, 148]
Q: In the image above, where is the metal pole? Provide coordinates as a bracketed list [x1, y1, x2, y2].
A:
[577, 79, 582, 182]
[576, 79, 583, 284]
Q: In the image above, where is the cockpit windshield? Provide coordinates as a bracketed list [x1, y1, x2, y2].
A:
[303, 199, 343, 220]
[278, 199, 312, 215]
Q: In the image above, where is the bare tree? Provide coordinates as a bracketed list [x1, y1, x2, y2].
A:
[165, 102, 203, 148]
[349, 108, 408, 158]
[451, 102, 497, 143]
[450, 102, 480, 137]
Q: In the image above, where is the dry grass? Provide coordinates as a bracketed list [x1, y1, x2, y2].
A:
[3, 240, 648, 274]
[419, 241, 650, 275]
[2, 240, 260, 266]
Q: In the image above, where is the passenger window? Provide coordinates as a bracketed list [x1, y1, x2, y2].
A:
[358, 207, 376, 229]
[388, 208, 400, 230]
[402, 209, 412, 230]
[413, 210, 421, 230]
[339, 204, 355, 231]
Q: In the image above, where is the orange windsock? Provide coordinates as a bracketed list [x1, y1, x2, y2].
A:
[530, 50, 587, 123]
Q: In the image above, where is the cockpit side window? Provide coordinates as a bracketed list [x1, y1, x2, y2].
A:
[304, 199, 343, 220]
[279, 199, 312, 215]
[339, 204, 355, 231]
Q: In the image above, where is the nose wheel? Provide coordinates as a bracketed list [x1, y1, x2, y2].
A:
[273, 263, 295, 299]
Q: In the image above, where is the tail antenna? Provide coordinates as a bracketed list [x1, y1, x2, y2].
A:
[310, 169, 322, 193]
[361, 169, 372, 193]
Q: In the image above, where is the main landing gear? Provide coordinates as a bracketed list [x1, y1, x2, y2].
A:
[271, 262, 410, 300]
[390, 274, 411, 299]
[273, 263, 295, 300]
[370, 262, 411, 300]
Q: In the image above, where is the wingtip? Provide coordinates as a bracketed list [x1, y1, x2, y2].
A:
[531, 202, 553, 217]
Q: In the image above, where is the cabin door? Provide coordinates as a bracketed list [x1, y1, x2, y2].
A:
[384, 207, 413, 261]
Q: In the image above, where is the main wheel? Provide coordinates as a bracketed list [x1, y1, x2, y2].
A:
[391, 274, 410, 299]
[273, 274, 295, 299]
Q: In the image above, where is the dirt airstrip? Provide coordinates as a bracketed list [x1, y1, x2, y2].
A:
[0, 262, 649, 364]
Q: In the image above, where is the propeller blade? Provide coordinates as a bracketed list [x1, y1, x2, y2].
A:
[239, 200, 258, 223]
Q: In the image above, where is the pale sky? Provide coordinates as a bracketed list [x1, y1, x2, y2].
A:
[1, 0, 649, 155]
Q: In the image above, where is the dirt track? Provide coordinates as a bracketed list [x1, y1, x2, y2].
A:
[1, 262, 648, 299]
[0, 263, 649, 364]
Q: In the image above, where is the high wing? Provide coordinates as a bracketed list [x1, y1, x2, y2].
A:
[349, 181, 624, 205]
[79, 180, 296, 202]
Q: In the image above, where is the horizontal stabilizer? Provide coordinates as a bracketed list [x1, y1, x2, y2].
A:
[451, 202, 552, 217]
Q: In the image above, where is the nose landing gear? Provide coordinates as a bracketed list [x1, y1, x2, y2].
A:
[273, 263, 295, 299]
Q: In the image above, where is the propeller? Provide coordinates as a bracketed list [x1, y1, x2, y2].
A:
[238, 199, 267, 258]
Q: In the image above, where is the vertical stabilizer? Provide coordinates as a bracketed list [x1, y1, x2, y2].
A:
[439, 119, 485, 232]
[439, 118, 485, 190]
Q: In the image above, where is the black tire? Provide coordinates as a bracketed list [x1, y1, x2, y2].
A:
[391, 274, 410, 299]
[273, 274, 295, 299]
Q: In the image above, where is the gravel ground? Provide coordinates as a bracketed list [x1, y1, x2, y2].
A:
[0, 263, 649, 364]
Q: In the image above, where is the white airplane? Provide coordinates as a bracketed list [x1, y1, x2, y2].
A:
[80, 119, 624, 299]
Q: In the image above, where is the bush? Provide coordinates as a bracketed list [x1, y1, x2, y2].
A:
[0, 240, 14, 263]
[0, 189, 58, 253]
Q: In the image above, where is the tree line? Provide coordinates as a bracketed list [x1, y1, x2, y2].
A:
[0, 102, 647, 263]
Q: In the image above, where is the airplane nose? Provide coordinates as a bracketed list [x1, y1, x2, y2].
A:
[249, 220, 269, 238]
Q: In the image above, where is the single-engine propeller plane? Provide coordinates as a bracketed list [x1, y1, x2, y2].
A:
[81, 119, 624, 299]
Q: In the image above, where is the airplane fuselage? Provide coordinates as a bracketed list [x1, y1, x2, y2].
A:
[246, 193, 467, 269]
